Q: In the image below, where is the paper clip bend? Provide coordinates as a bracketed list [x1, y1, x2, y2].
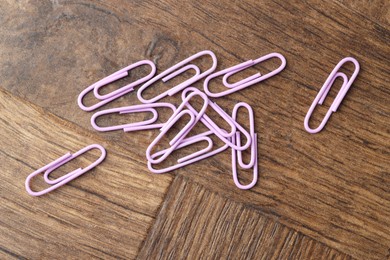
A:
[204, 52, 286, 98]
[304, 57, 360, 134]
[148, 131, 229, 174]
[161, 88, 209, 133]
[181, 88, 252, 151]
[146, 90, 210, 164]
[232, 102, 256, 169]
[137, 50, 217, 103]
[182, 87, 236, 138]
[91, 103, 176, 132]
[93, 60, 156, 100]
[77, 60, 156, 111]
[146, 109, 196, 164]
[25, 144, 106, 196]
[232, 133, 258, 190]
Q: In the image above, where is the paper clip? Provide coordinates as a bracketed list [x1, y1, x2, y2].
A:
[231, 102, 258, 189]
[304, 57, 360, 133]
[137, 50, 217, 103]
[232, 102, 256, 168]
[146, 109, 196, 164]
[232, 133, 258, 190]
[91, 103, 176, 132]
[181, 88, 236, 138]
[77, 60, 156, 111]
[147, 88, 208, 146]
[182, 87, 252, 151]
[148, 131, 229, 174]
[204, 52, 286, 97]
[146, 89, 211, 163]
[160, 87, 209, 133]
[25, 144, 106, 196]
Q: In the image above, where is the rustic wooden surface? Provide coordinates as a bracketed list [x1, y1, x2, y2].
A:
[0, 90, 172, 258]
[0, 0, 389, 259]
[139, 175, 352, 260]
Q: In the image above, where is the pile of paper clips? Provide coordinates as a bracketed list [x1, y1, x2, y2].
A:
[25, 50, 360, 196]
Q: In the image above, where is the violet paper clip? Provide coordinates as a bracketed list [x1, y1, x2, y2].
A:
[304, 57, 360, 134]
[137, 50, 217, 103]
[91, 103, 176, 132]
[78, 60, 156, 111]
[146, 109, 198, 165]
[181, 87, 252, 151]
[25, 144, 106, 196]
[204, 52, 286, 98]
[231, 102, 258, 190]
[146, 90, 211, 164]
[148, 131, 229, 174]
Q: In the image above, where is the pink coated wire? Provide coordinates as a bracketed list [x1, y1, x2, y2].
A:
[90, 103, 176, 132]
[181, 88, 252, 151]
[25, 144, 106, 196]
[148, 132, 229, 174]
[176, 129, 231, 163]
[137, 50, 218, 103]
[78, 84, 135, 112]
[92, 108, 158, 132]
[203, 52, 286, 98]
[223, 60, 261, 88]
[160, 89, 210, 146]
[232, 132, 258, 190]
[93, 60, 156, 100]
[181, 87, 236, 138]
[138, 64, 200, 104]
[304, 57, 360, 134]
[146, 109, 196, 164]
[177, 136, 214, 163]
[147, 130, 215, 168]
[232, 102, 256, 169]
[77, 60, 156, 111]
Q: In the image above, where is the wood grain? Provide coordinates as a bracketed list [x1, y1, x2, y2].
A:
[0, 89, 172, 258]
[336, 0, 390, 26]
[0, 0, 389, 259]
[139, 175, 352, 260]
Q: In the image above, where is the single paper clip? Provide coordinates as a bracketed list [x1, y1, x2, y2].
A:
[77, 60, 156, 111]
[137, 50, 217, 103]
[204, 52, 286, 97]
[232, 132, 258, 190]
[146, 109, 197, 164]
[231, 102, 258, 190]
[25, 144, 106, 196]
[148, 131, 229, 174]
[91, 103, 176, 132]
[304, 57, 360, 133]
[182, 87, 252, 151]
[232, 102, 256, 168]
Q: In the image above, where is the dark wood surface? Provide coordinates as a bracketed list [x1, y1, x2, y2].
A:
[0, 1, 389, 259]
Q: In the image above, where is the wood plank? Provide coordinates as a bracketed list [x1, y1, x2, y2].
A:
[335, 0, 390, 26]
[0, 1, 389, 259]
[139, 175, 353, 260]
[0, 89, 173, 259]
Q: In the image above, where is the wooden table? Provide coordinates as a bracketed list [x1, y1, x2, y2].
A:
[1, 1, 389, 259]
